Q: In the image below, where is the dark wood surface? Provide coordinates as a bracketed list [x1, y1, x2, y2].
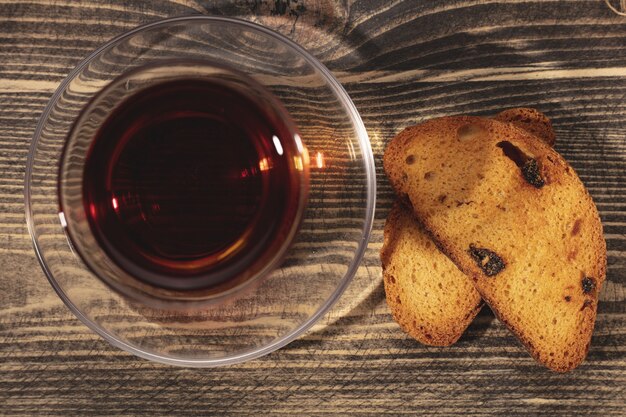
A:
[1, 1, 625, 415]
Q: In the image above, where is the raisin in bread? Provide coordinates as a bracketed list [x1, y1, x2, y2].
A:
[383, 116, 606, 372]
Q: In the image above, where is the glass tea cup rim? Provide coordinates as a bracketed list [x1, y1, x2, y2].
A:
[25, 15, 376, 367]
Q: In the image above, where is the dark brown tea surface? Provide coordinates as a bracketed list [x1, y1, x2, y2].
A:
[81, 78, 303, 291]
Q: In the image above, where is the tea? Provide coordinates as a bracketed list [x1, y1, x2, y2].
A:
[81, 77, 306, 291]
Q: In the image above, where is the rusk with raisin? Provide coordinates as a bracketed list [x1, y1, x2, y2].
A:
[381, 109, 556, 347]
[383, 116, 606, 372]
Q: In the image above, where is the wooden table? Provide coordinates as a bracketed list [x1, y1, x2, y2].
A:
[1, 1, 625, 415]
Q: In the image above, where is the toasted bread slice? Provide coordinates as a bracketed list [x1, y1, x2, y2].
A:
[383, 116, 606, 372]
[382, 109, 556, 347]
[381, 202, 483, 346]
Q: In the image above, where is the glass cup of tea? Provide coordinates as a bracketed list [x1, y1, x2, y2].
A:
[26, 16, 375, 366]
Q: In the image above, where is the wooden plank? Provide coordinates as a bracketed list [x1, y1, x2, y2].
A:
[1, 0, 625, 416]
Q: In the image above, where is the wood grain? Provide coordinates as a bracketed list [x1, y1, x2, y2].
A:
[1, 1, 625, 416]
